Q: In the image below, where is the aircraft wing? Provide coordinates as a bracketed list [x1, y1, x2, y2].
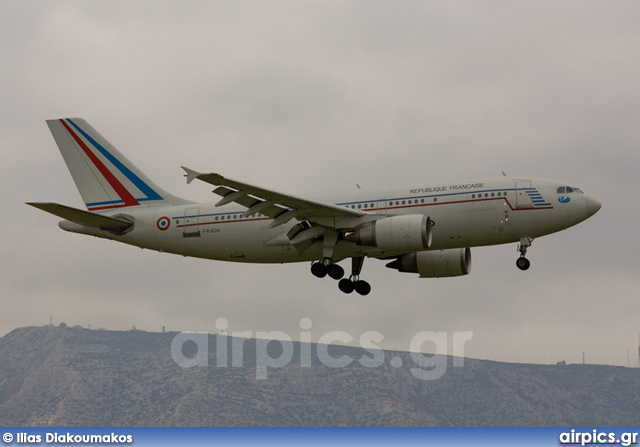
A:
[27, 202, 133, 233]
[182, 167, 364, 227]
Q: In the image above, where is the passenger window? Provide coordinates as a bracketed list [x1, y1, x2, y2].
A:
[556, 187, 565, 193]
[566, 187, 574, 193]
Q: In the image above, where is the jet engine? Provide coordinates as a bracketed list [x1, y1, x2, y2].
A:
[386, 248, 471, 277]
[344, 215, 432, 252]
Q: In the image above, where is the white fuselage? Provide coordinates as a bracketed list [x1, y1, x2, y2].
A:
[61, 176, 597, 264]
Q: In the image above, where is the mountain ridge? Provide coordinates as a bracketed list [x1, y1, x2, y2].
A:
[0, 326, 637, 426]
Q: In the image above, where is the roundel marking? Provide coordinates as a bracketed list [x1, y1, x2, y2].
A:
[157, 216, 171, 231]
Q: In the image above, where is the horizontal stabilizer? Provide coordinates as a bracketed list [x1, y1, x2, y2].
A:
[27, 202, 133, 233]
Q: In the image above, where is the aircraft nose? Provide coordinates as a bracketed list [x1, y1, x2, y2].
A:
[585, 196, 601, 217]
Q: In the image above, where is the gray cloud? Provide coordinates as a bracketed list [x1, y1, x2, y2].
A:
[2, 1, 638, 366]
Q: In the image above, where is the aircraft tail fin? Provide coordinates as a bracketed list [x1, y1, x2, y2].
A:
[46, 118, 191, 211]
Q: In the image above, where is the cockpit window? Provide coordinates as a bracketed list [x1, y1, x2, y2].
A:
[558, 186, 584, 194]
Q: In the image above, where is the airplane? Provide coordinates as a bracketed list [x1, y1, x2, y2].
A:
[28, 118, 601, 295]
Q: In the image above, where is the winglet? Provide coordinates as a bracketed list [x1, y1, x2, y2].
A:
[181, 166, 202, 184]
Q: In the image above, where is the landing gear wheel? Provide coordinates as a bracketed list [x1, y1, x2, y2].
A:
[311, 262, 328, 278]
[354, 280, 371, 296]
[327, 264, 345, 280]
[515, 237, 533, 272]
[338, 278, 355, 294]
[516, 257, 530, 271]
[336, 257, 373, 294]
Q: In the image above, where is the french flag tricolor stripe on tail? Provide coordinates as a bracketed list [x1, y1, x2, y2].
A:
[59, 119, 139, 210]
[59, 119, 163, 211]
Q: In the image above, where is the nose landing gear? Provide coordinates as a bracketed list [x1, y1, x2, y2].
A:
[516, 256, 531, 271]
[516, 237, 533, 271]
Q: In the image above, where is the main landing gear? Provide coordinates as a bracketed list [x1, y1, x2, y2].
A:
[338, 257, 371, 296]
[516, 237, 533, 271]
[311, 256, 371, 295]
[311, 259, 345, 280]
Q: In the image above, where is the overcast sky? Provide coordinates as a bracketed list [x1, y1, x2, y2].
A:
[2, 1, 639, 367]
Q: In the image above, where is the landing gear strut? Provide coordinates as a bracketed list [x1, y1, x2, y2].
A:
[309, 230, 370, 294]
[516, 237, 532, 271]
[338, 257, 371, 296]
[310, 230, 346, 281]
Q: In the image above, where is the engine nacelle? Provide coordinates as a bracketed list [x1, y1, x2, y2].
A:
[345, 215, 432, 252]
[386, 248, 472, 278]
